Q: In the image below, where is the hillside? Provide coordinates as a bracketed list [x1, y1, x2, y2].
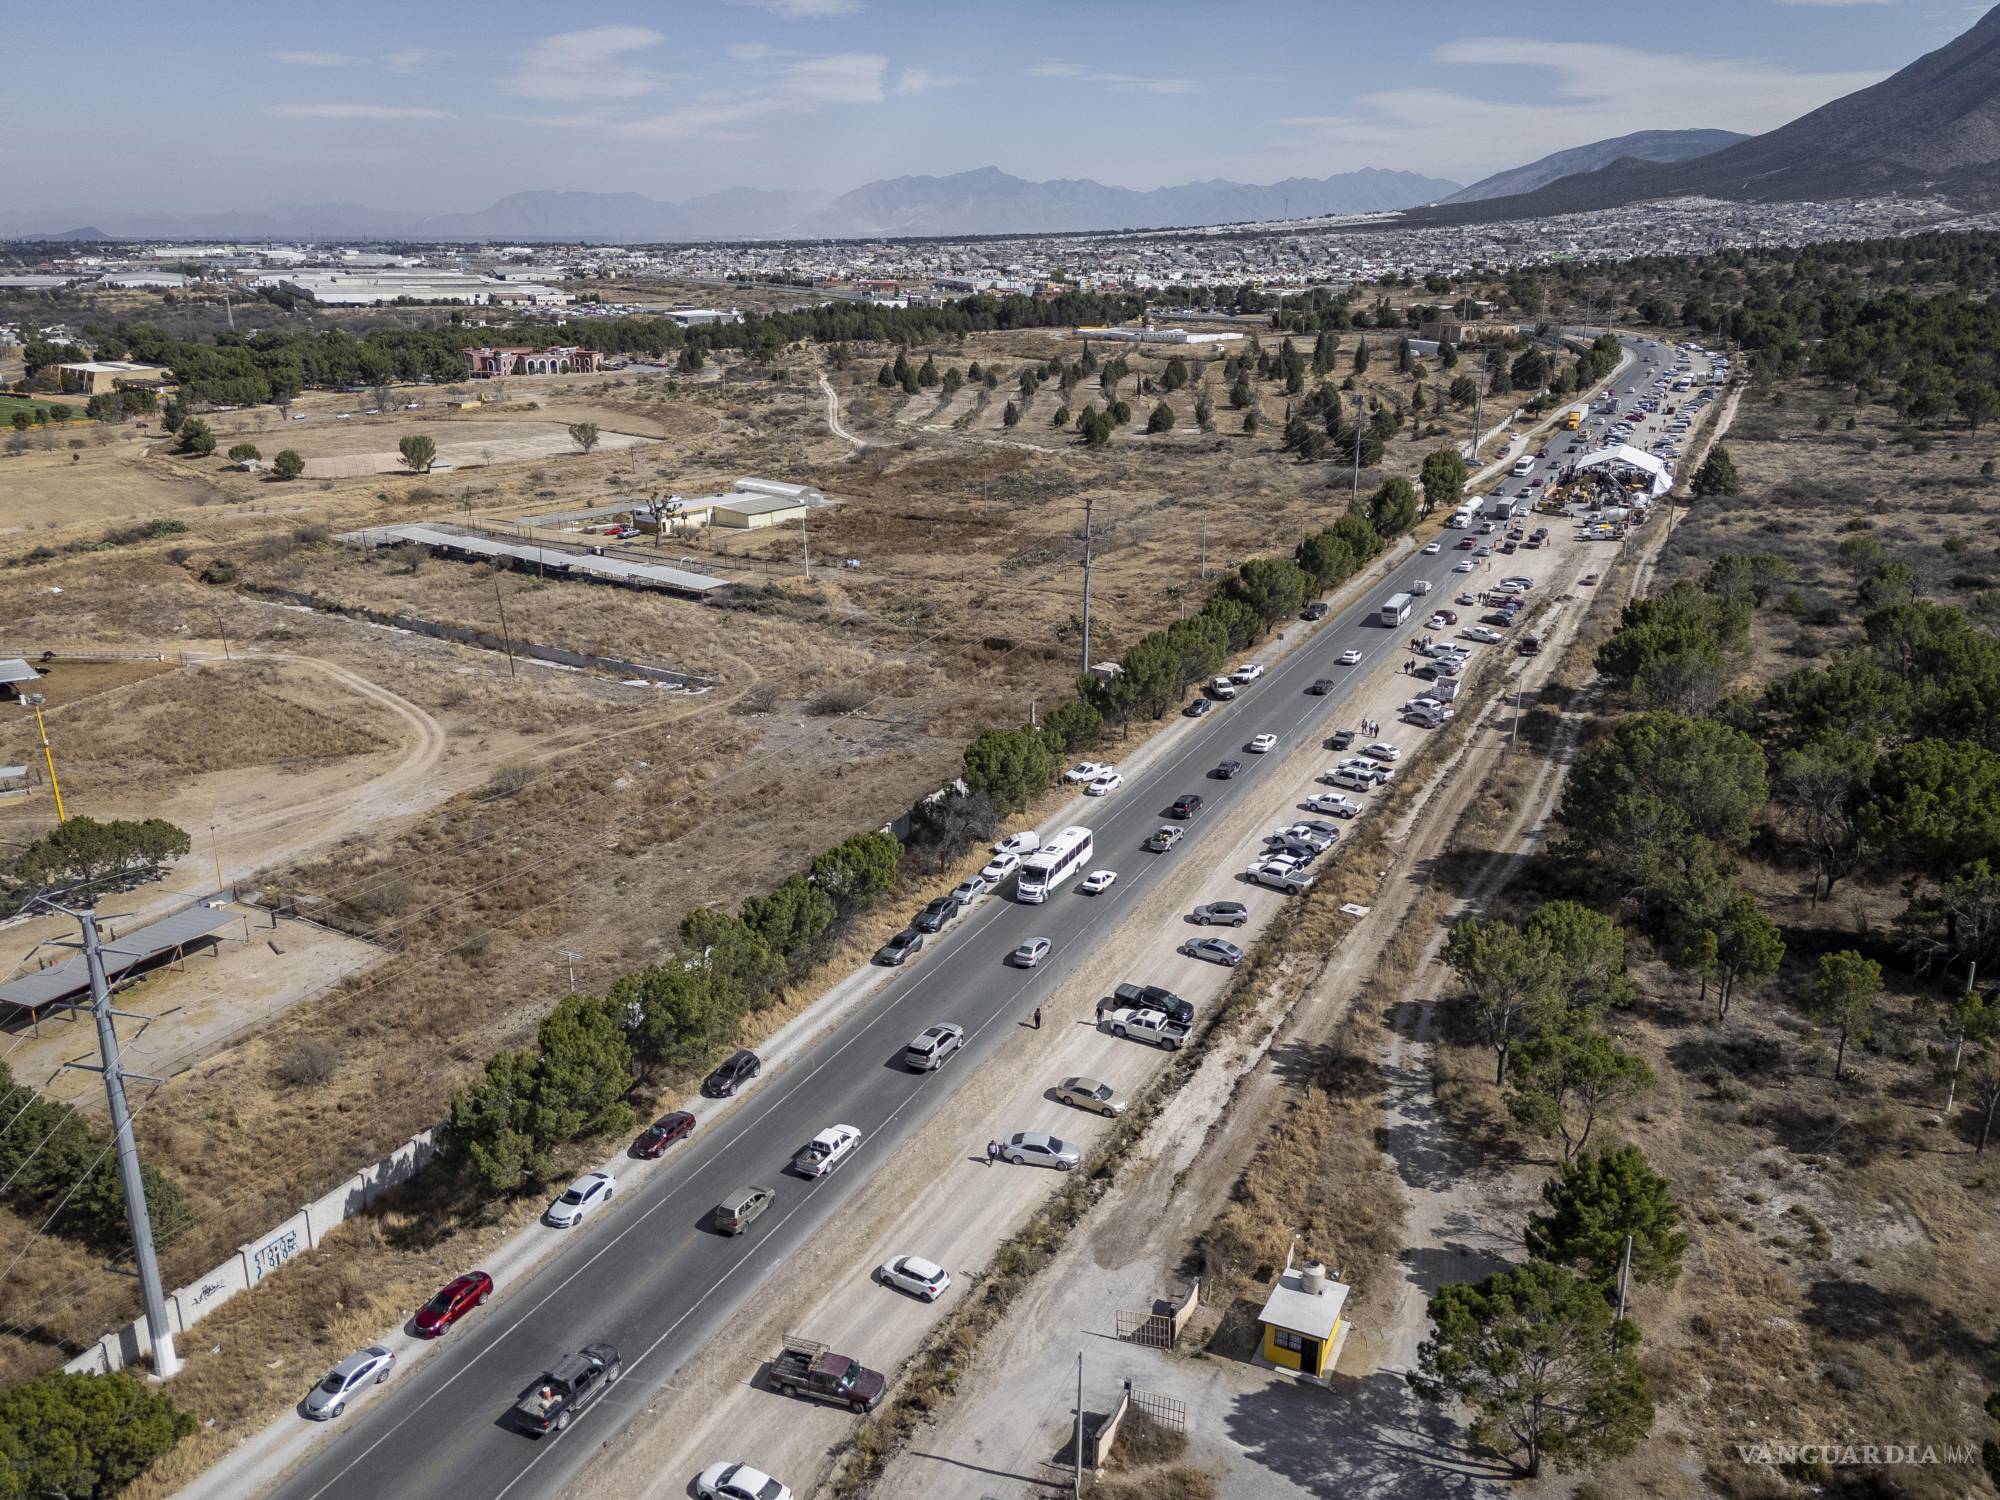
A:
[1441, 129, 1746, 204]
[1405, 4, 2000, 224]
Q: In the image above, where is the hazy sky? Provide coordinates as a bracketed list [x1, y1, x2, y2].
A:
[9, 0, 1985, 211]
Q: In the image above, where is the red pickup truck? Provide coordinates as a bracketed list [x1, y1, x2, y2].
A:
[767, 1335, 886, 1414]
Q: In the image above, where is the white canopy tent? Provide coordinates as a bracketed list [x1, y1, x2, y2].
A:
[1573, 443, 1673, 498]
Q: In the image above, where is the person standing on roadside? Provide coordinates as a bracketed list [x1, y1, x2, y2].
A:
[1032, 1006, 1042, 1030]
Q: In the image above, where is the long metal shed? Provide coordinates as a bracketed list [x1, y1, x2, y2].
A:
[0, 905, 244, 1020]
[343, 525, 729, 597]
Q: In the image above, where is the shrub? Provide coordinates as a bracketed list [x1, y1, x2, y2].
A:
[275, 1039, 340, 1088]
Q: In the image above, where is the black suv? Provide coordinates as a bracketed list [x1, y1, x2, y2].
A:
[1183, 698, 1213, 719]
[1300, 601, 1330, 621]
[1168, 793, 1204, 819]
[703, 1049, 761, 1098]
[912, 896, 957, 934]
[1308, 678, 1334, 695]
[1211, 759, 1243, 779]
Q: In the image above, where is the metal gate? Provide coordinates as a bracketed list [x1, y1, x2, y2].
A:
[1131, 1387, 1186, 1434]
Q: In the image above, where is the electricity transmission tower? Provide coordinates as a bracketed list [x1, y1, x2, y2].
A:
[32, 892, 181, 1377]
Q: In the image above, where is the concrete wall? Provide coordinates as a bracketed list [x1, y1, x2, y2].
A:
[65, 1126, 441, 1376]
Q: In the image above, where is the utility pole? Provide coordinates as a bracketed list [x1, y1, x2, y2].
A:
[1198, 515, 1207, 582]
[559, 948, 580, 995]
[212, 608, 230, 662]
[44, 899, 180, 1377]
[492, 573, 517, 679]
[1614, 1232, 1634, 1324]
[29, 699, 65, 823]
[1471, 378, 1484, 463]
[1349, 403, 1361, 509]
[800, 509, 811, 580]
[1945, 960, 1977, 1116]
[1073, 1350, 1085, 1497]
[1079, 495, 1095, 680]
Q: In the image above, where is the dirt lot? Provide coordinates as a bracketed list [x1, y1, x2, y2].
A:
[0, 326, 1560, 1398]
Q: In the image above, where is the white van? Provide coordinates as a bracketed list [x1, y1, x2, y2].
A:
[1209, 676, 1237, 700]
[1411, 579, 1432, 595]
[1328, 767, 1376, 792]
[1510, 457, 1535, 478]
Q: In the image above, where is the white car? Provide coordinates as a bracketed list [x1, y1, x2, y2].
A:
[1247, 733, 1277, 754]
[1422, 540, 1442, 555]
[878, 1255, 952, 1302]
[1085, 771, 1123, 796]
[1062, 761, 1112, 785]
[1232, 663, 1266, 683]
[1338, 649, 1362, 665]
[1463, 626, 1504, 644]
[697, 1462, 794, 1500]
[1079, 869, 1118, 894]
[1305, 792, 1362, 818]
[302, 1345, 395, 1420]
[546, 1171, 615, 1227]
[1362, 741, 1401, 762]
[980, 851, 1022, 882]
[794, 1123, 862, 1177]
[993, 831, 1040, 857]
[1453, 560, 1476, 573]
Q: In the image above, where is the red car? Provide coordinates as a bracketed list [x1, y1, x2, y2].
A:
[633, 1111, 696, 1159]
[414, 1271, 493, 1337]
[1456, 537, 1477, 550]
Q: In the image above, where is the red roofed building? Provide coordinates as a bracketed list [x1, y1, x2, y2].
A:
[464, 346, 603, 378]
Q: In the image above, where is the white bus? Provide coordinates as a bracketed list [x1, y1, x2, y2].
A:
[1016, 826, 1094, 902]
[1378, 592, 1413, 627]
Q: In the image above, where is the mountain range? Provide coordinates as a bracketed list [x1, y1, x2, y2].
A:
[1439, 129, 1747, 205]
[1407, 4, 2000, 224]
[0, 166, 1458, 245]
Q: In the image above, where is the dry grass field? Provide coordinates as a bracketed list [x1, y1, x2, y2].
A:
[0, 320, 1517, 1401]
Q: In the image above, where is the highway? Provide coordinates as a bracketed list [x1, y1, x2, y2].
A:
[259, 336, 1673, 1500]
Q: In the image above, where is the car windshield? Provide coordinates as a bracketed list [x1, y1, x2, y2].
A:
[319, 1372, 348, 1393]
[425, 1292, 454, 1312]
[561, 1188, 584, 1203]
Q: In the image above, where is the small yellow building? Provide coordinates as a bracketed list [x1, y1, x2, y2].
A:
[710, 493, 807, 530]
[57, 360, 173, 396]
[1256, 1257, 1349, 1379]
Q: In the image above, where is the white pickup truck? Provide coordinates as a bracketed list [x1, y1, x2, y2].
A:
[1244, 861, 1316, 895]
[1103, 1008, 1190, 1050]
[792, 1124, 861, 1178]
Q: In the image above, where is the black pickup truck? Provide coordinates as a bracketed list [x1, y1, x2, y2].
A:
[512, 1343, 620, 1436]
[767, 1335, 886, 1413]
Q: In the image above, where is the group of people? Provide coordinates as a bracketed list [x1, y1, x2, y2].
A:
[1358, 717, 1379, 737]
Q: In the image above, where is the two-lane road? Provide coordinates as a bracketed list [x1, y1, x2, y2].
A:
[262, 337, 1668, 1500]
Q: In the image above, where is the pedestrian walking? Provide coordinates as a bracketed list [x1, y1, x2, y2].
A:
[986, 1140, 999, 1166]
[1032, 1006, 1042, 1030]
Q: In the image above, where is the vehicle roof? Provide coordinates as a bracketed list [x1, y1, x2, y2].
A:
[894, 1255, 945, 1279]
[1062, 1075, 1109, 1092]
[330, 1345, 392, 1378]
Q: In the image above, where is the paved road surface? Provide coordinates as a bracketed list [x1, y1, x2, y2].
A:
[262, 337, 1671, 1500]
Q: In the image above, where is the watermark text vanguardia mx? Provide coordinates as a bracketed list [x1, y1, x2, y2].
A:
[1734, 1441, 1979, 1467]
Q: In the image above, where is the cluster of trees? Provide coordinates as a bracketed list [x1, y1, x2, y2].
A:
[64, 289, 1147, 408]
[444, 831, 902, 1191]
[1414, 1139, 1684, 1477]
[0, 1060, 193, 1253]
[0, 1369, 195, 1498]
[3, 816, 191, 903]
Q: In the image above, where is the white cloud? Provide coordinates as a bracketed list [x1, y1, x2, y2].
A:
[384, 48, 434, 74]
[509, 25, 666, 101]
[728, 41, 786, 60]
[1772, 0, 1889, 6]
[1028, 60, 1200, 95]
[268, 104, 452, 120]
[614, 51, 887, 139]
[783, 52, 886, 105]
[741, 0, 863, 15]
[1273, 37, 1885, 182]
[892, 68, 964, 97]
[271, 50, 364, 67]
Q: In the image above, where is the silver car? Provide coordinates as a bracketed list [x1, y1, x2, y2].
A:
[1179, 936, 1245, 967]
[1004, 1131, 1081, 1170]
[302, 1345, 395, 1420]
[1009, 937, 1052, 968]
